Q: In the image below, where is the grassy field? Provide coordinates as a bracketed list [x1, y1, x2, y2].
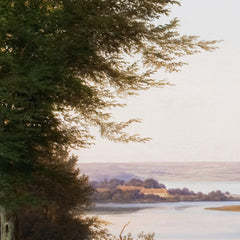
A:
[206, 205, 240, 212]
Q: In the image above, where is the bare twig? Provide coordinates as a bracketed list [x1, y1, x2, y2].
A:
[119, 221, 130, 240]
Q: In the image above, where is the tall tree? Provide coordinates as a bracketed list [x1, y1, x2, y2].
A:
[0, 0, 217, 239]
[19, 155, 94, 240]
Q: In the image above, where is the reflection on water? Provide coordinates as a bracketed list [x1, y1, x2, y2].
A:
[90, 206, 146, 214]
[89, 201, 240, 240]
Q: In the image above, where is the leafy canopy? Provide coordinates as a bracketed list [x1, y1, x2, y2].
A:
[0, 0, 217, 209]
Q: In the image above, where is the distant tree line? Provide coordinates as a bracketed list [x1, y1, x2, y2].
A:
[91, 178, 166, 190]
[92, 189, 162, 203]
[168, 188, 232, 201]
[168, 188, 196, 196]
[91, 178, 233, 203]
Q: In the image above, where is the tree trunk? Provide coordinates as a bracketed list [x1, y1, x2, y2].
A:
[0, 208, 19, 240]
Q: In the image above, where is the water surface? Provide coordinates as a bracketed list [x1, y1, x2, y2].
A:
[89, 201, 240, 240]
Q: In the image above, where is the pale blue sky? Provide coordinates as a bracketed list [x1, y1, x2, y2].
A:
[75, 0, 240, 163]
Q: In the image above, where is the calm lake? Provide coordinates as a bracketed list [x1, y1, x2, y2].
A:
[89, 201, 240, 240]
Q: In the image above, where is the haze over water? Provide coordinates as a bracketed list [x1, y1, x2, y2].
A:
[80, 162, 240, 194]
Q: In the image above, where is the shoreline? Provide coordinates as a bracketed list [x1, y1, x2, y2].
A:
[206, 205, 240, 212]
[94, 198, 240, 204]
[88, 201, 240, 213]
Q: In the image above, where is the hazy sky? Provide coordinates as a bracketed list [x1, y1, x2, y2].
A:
[76, 0, 240, 163]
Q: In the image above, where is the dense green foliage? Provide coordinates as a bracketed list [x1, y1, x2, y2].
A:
[20, 211, 91, 240]
[0, 156, 94, 239]
[0, 0, 216, 210]
[0, 0, 218, 239]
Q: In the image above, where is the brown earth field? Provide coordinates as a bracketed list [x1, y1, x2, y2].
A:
[206, 205, 240, 212]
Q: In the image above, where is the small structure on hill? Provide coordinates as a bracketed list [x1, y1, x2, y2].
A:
[117, 185, 144, 191]
[140, 188, 169, 198]
[117, 185, 169, 198]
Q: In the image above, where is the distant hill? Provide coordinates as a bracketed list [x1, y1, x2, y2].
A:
[78, 162, 240, 182]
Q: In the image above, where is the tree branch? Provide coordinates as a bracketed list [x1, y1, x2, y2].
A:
[119, 221, 130, 240]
